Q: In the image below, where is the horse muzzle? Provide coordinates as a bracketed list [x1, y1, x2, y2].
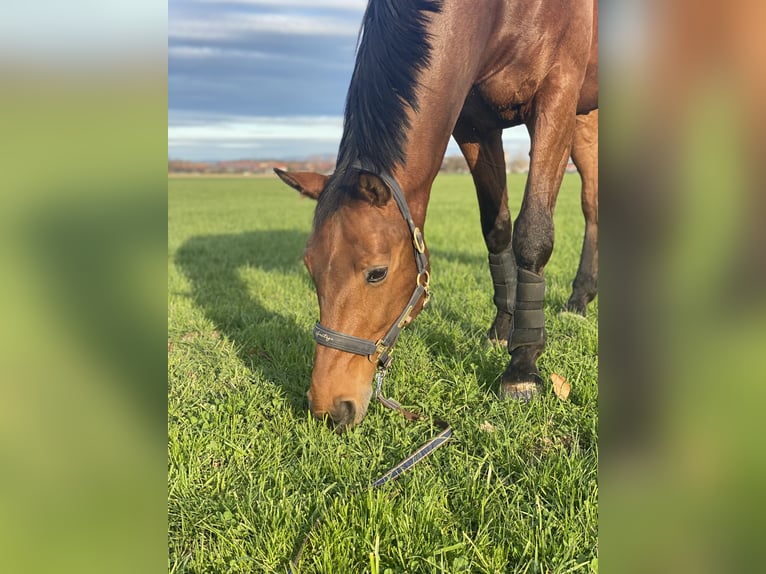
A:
[307, 385, 373, 431]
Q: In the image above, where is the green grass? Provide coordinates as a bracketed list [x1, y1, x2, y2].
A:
[168, 173, 598, 573]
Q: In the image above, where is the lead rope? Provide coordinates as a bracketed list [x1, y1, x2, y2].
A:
[371, 369, 453, 486]
[288, 369, 452, 572]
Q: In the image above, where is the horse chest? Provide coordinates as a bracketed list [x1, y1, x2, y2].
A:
[472, 74, 540, 127]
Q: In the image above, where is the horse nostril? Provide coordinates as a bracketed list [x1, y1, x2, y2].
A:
[329, 399, 356, 431]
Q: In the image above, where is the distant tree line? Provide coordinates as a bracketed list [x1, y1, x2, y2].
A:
[169, 153, 531, 175]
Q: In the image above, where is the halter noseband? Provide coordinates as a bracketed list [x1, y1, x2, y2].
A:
[312, 159, 431, 370]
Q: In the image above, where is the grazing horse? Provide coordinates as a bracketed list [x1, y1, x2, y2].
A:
[275, 0, 598, 429]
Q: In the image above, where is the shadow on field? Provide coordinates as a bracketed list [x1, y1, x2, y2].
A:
[429, 247, 484, 269]
[175, 229, 313, 415]
[428, 246, 497, 340]
[175, 232, 577, 406]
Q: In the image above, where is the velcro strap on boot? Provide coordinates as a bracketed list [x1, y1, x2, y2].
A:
[488, 247, 517, 314]
[516, 270, 545, 304]
[509, 269, 545, 351]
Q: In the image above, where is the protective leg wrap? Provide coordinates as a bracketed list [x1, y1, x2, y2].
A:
[508, 269, 546, 352]
[488, 247, 517, 315]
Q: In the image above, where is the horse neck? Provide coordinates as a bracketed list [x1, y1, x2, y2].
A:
[390, 9, 489, 229]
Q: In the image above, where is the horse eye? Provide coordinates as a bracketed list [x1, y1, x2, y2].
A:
[365, 267, 388, 284]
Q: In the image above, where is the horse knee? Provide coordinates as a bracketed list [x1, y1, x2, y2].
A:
[513, 206, 554, 272]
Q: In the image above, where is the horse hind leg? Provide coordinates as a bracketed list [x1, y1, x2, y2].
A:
[566, 109, 598, 315]
[501, 77, 581, 400]
[453, 118, 515, 345]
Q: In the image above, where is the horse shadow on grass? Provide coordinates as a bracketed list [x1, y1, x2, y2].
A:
[175, 229, 314, 415]
[174, 234, 495, 409]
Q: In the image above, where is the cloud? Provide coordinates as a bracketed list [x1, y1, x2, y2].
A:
[189, 0, 366, 9]
[169, 49, 353, 117]
[169, 114, 343, 142]
[169, 12, 360, 41]
[168, 0, 360, 119]
[168, 44, 349, 71]
[168, 113, 345, 159]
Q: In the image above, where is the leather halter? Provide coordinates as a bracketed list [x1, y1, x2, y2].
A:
[312, 159, 431, 369]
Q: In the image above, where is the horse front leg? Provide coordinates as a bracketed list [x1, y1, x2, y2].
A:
[453, 115, 515, 345]
[566, 109, 599, 315]
[501, 80, 580, 400]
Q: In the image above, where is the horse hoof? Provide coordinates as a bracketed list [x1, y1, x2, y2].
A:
[559, 309, 587, 320]
[564, 300, 587, 316]
[499, 381, 541, 401]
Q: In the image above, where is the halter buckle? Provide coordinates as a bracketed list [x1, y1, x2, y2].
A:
[397, 305, 414, 329]
[368, 338, 388, 363]
[417, 270, 431, 306]
[413, 227, 426, 254]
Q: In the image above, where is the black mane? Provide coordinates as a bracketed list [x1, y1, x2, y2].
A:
[314, 0, 442, 228]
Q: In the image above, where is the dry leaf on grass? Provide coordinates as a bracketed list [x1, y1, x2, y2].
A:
[479, 420, 496, 433]
[550, 373, 571, 401]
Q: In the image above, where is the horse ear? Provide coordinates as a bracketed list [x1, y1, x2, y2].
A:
[273, 168, 327, 200]
[358, 172, 391, 206]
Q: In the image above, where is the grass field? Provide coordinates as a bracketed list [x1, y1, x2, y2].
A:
[168, 173, 598, 573]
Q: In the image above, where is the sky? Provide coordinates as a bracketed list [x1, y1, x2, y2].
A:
[168, 0, 530, 161]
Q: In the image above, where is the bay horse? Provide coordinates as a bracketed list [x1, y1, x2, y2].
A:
[275, 0, 598, 429]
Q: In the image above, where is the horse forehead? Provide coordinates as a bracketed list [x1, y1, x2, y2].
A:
[312, 205, 390, 254]
[305, 215, 358, 270]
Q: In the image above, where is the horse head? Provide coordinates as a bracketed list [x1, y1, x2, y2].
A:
[275, 166, 428, 430]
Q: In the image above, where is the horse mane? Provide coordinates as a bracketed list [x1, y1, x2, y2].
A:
[314, 0, 443, 229]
